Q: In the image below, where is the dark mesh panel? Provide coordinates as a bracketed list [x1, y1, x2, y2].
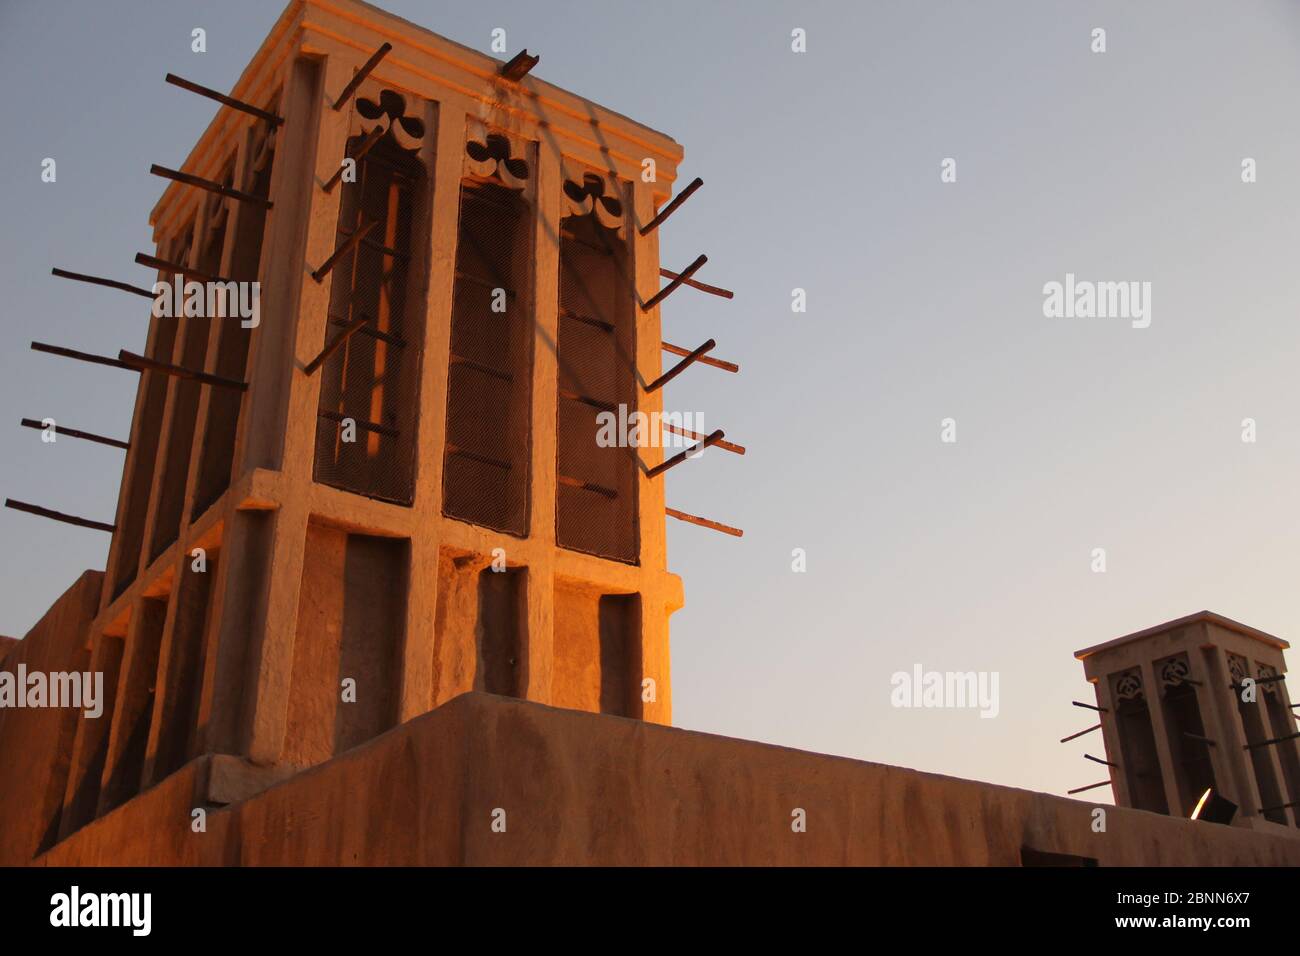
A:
[150, 216, 223, 562]
[313, 136, 425, 505]
[556, 214, 638, 563]
[192, 144, 275, 519]
[111, 234, 188, 598]
[441, 182, 532, 534]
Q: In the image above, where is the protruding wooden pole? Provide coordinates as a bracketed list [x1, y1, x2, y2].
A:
[134, 252, 233, 286]
[1067, 779, 1112, 795]
[662, 423, 744, 456]
[5, 498, 115, 533]
[646, 429, 724, 478]
[31, 341, 134, 372]
[333, 42, 392, 110]
[1084, 753, 1119, 768]
[312, 220, 377, 282]
[500, 50, 539, 81]
[646, 338, 714, 392]
[322, 126, 385, 193]
[1058, 724, 1101, 744]
[662, 340, 738, 374]
[117, 350, 247, 391]
[150, 164, 272, 209]
[304, 314, 370, 375]
[20, 418, 129, 450]
[659, 267, 733, 300]
[643, 255, 707, 311]
[640, 177, 703, 235]
[51, 267, 155, 300]
[165, 73, 283, 125]
[666, 506, 743, 537]
[1072, 700, 1109, 713]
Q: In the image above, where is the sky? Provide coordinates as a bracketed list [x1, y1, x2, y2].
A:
[2, 0, 1300, 804]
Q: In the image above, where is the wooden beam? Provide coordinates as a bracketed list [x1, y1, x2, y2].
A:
[333, 42, 392, 110]
[666, 506, 742, 537]
[647, 338, 714, 392]
[643, 254, 707, 311]
[304, 314, 370, 375]
[5, 498, 115, 533]
[500, 50, 539, 82]
[51, 267, 155, 300]
[20, 418, 128, 450]
[31, 341, 134, 372]
[646, 429, 724, 478]
[165, 72, 283, 125]
[150, 164, 272, 209]
[659, 267, 733, 300]
[641, 177, 702, 235]
[117, 350, 247, 391]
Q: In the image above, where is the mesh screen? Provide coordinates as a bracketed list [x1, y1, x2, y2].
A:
[150, 216, 222, 562]
[441, 181, 532, 535]
[313, 136, 425, 505]
[556, 215, 638, 563]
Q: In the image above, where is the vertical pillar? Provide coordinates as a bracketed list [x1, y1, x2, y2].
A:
[631, 177, 672, 725]
[1140, 659, 1185, 815]
[401, 96, 463, 721]
[520, 131, 563, 706]
[242, 51, 350, 766]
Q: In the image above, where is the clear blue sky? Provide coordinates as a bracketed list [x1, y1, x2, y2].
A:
[2, 0, 1299, 802]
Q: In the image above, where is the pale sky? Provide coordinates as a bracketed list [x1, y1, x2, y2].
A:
[2, 0, 1299, 803]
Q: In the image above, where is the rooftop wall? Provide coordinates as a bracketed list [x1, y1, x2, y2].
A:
[31, 692, 1300, 866]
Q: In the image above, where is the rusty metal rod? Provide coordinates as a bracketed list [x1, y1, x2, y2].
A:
[640, 177, 703, 235]
[1072, 700, 1108, 713]
[500, 49, 539, 81]
[647, 338, 714, 392]
[1259, 799, 1300, 814]
[304, 314, 370, 375]
[312, 220, 378, 282]
[662, 423, 744, 456]
[659, 267, 733, 300]
[31, 341, 134, 372]
[646, 429, 724, 479]
[165, 72, 283, 125]
[20, 418, 128, 450]
[118, 350, 247, 391]
[1230, 673, 1287, 689]
[134, 253, 233, 286]
[5, 498, 115, 533]
[666, 506, 742, 537]
[643, 254, 707, 311]
[150, 164, 272, 209]
[1058, 724, 1101, 744]
[51, 267, 155, 300]
[1084, 753, 1118, 768]
[662, 340, 738, 374]
[323, 126, 385, 193]
[1244, 729, 1300, 751]
[558, 474, 617, 499]
[333, 42, 393, 110]
[1067, 780, 1112, 796]
[448, 444, 511, 471]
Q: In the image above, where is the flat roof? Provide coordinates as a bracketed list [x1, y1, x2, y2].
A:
[1074, 610, 1290, 659]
